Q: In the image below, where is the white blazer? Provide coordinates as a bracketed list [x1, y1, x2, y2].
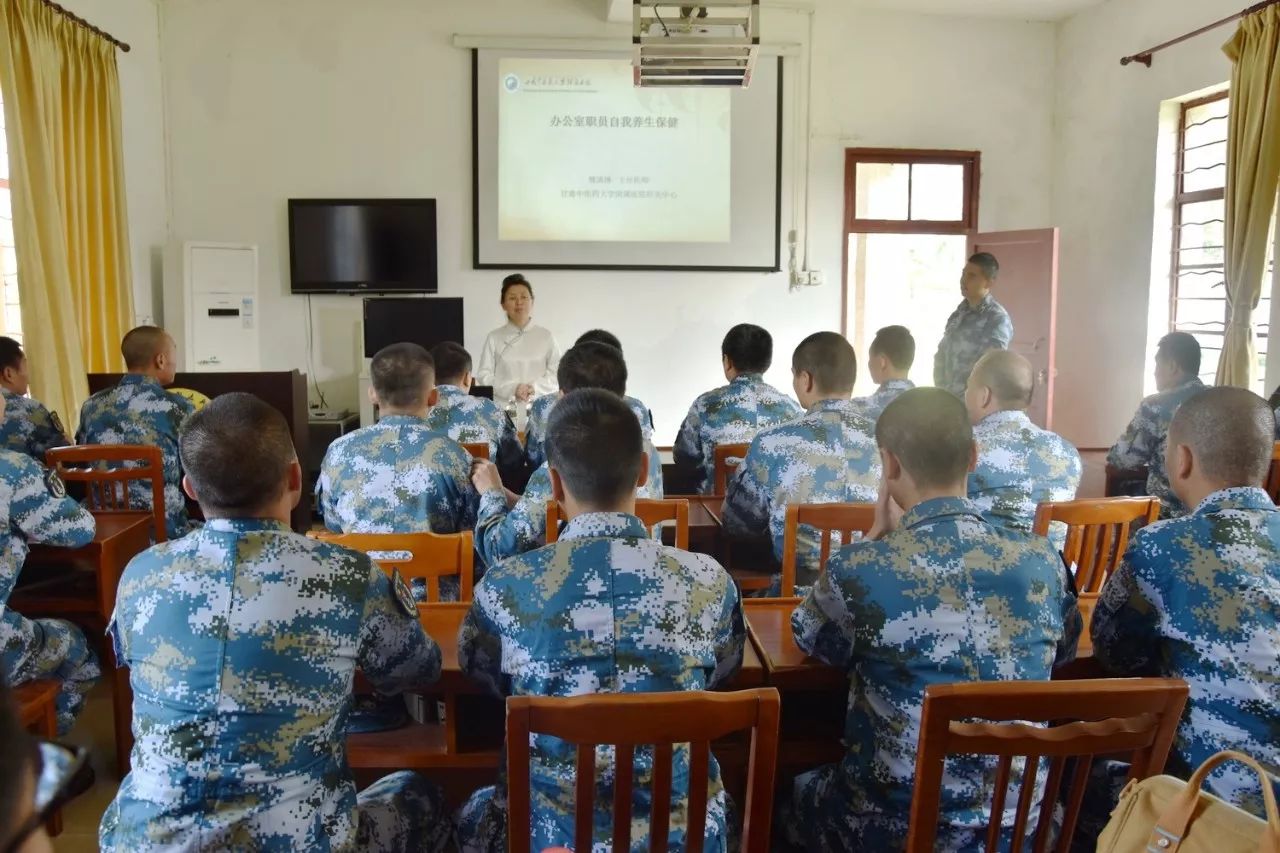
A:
[475, 321, 561, 402]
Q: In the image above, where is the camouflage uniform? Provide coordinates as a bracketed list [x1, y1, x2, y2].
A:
[1091, 487, 1280, 814]
[933, 295, 1014, 396]
[0, 388, 70, 464]
[524, 392, 655, 471]
[424, 385, 524, 477]
[0, 450, 98, 734]
[456, 511, 745, 853]
[99, 518, 450, 852]
[474, 446, 664, 568]
[673, 374, 802, 495]
[1106, 377, 1206, 517]
[849, 379, 915, 423]
[969, 410, 1082, 551]
[786, 497, 1080, 851]
[76, 374, 196, 540]
[721, 399, 880, 588]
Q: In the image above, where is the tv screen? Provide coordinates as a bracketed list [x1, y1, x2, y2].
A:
[289, 199, 438, 294]
[363, 297, 463, 358]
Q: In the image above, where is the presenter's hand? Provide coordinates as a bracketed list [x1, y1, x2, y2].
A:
[514, 384, 535, 402]
[471, 459, 505, 496]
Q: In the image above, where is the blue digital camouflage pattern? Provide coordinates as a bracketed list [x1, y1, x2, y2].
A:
[0, 449, 98, 734]
[457, 512, 745, 853]
[1091, 487, 1280, 815]
[849, 379, 915, 423]
[1106, 377, 1206, 518]
[475, 443, 664, 568]
[933, 295, 1014, 396]
[969, 410, 1082, 550]
[524, 392, 655, 470]
[100, 518, 449, 852]
[721, 399, 880, 587]
[76, 374, 196, 540]
[786, 497, 1080, 851]
[424, 385, 524, 475]
[0, 388, 69, 464]
[673, 374, 802, 494]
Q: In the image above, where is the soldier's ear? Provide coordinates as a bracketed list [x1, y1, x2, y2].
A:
[548, 466, 566, 503]
[427, 387, 440, 408]
[879, 447, 901, 483]
[181, 474, 199, 502]
[635, 451, 650, 489]
[1172, 443, 1194, 482]
[967, 440, 979, 474]
[367, 385, 380, 407]
[285, 460, 303, 510]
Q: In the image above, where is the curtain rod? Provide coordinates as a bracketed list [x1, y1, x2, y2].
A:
[1120, 0, 1277, 67]
[38, 0, 131, 52]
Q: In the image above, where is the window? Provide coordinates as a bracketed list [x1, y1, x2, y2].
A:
[1170, 91, 1275, 389]
[0, 97, 19, 345]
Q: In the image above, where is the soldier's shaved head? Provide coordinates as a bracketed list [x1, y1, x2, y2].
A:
[558, 342, 627, 396]
[371, 343, 434, 410]
[877, 387, 974, 489]
[969, 350, 1035, 409]
[1168, 387, 1273, 486]
[793, 332, 857, 396]
[122, 326, 172, 371]
[180, 392, 297, 516]
[547, 389, 644, 506]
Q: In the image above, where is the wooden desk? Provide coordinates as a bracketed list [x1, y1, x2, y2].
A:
[743, 598, 845, 691]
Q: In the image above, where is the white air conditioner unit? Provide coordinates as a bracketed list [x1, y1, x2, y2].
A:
[633, 1, 760, 88]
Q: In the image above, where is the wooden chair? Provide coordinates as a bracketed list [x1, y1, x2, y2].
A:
[14, 680, 63, 836]
[712, 443, 750, 495]
[461, 442, 490, 460]
[1031, 497, 1160, 594]
[546, 499, 691, 550]
[777, 502, 876, 597]
[1265, 441, 1280, 503]
[506, 688, 781, 853]
[47, 445, 168, 543]
[323, 530, 475, 602]
[905, 677, 1189, 853]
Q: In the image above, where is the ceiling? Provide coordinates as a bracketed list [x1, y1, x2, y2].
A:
[852, 0, 1108, 21]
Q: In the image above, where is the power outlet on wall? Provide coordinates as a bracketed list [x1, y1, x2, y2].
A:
[789, 269, 825, 289]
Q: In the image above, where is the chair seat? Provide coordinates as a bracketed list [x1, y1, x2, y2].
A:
[346, 721, 500, 770]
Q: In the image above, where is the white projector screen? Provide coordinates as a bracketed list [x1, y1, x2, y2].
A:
[473, 49, 782, 271]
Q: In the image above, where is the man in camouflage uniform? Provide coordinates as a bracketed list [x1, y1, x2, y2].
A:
[1093, 386, 1280, 816]
[850, 325, 916, 423]
[458, 389, 744, 853]
[785, 388, 1080, 852]
[0, 391, 99, 735]
[524, 329, 655, 471]
[722, 332, 880, 590]
[473, 342, 663, 568]
[933, 253, 1014, 397]
[1107, 331, 1206, 517]
[965, 350, 1081, 550]
[100, 393, 449, 852]
[674, 323, 801, 494]
[0, 336, 69, 464]
[425, 341, 524, 481]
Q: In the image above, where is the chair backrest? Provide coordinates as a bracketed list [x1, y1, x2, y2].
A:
[506, 688, 781, 853]
[905, 677, 1189, 853]
[546, 499, 691, 550]
[461, 442, 490, 460]
[712, 442, 750, 495]
[778, 502, 877, 597]
[324, 530, 474, 602]
[46, 444, 167, 542]
[1031, 497, 1161, 593]
[1265, 441, 1280, 503]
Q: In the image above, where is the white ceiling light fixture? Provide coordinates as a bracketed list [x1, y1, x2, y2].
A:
[632, 1, 761, 88]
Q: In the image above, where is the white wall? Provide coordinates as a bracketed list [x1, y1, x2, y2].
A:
[157, 0, 1056, 443]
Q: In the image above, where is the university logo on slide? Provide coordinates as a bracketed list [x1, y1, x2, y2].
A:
[503, 73, 521, 93]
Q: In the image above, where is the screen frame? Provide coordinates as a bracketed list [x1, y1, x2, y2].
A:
[288, 198, 439, 295]
[471, 50, 784, 273]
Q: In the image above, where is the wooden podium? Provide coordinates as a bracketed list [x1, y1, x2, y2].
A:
[87, 371, 311, 533]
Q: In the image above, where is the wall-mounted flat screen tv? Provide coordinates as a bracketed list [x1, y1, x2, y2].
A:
[288, 198, 437, 294]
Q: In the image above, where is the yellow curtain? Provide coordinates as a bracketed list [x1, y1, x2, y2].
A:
[1218, 6, 1280, 388]
[0, 0, 133, 431]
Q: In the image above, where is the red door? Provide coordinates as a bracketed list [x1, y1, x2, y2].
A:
[970, 229, 1060, 429]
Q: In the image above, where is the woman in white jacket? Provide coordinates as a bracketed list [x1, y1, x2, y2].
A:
[475, 274, 560, 407]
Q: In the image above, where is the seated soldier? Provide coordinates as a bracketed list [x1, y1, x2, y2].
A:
[850, 325, 916, 423]
[965, 350, 1081, 549]
[1092, 386, 1280, 815]
[77, 326, 195, 540]
[0, 336, 70, 464]
[722, 332, 880, 591]
[674, 323, 801, 494]
[425, 341, 524, 480]
[1107, 331, 1206, 517]
[471, 341, 663, 567]
[523, 329, 655, 470]
[457, 389, 744, 853]
[100, 393, 449, 852]
[0, 391, 99, 735]
[785, 388, 1080, 852]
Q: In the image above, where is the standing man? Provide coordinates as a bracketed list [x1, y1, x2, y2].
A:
[933, 253, 1013, 397]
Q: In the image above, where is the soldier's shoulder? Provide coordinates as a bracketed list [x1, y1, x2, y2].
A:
[0, 446, 41, 481]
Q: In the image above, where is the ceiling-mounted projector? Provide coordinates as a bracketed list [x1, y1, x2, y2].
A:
[632, 1, 760, 88]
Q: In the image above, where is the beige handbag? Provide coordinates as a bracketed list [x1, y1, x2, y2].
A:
[1097, 751, 1280, 853]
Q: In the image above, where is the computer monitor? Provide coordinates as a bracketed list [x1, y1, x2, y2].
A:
[362, 297, 463, 358]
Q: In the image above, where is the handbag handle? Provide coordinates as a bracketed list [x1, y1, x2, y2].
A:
[1147, 750, 1280, 852]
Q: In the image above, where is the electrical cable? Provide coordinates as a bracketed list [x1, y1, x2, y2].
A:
[304, 294, 329, 409]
